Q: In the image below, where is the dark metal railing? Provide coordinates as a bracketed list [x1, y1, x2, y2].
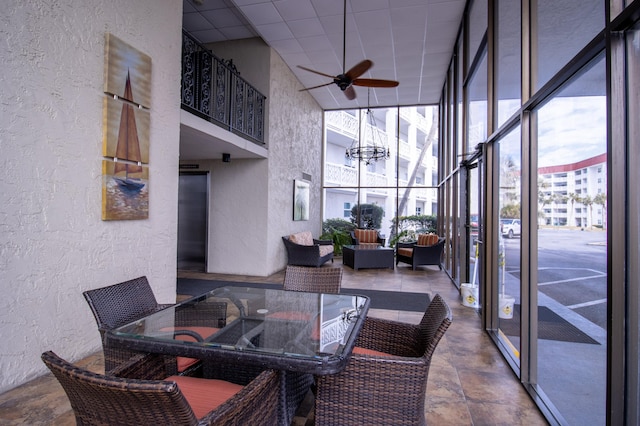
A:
[181, 30, 265, 145]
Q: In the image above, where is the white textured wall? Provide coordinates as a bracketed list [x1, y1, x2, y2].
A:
[266, 50, 324, 272]
[0, 0, 182, 393]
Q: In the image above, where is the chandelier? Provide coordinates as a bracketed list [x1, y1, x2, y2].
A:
[345, 92, 390, 165]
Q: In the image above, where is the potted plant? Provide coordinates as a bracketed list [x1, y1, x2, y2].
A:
[320, 218, 355, 256]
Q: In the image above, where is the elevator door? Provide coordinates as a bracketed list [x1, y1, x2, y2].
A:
[177, 173, 208, 271]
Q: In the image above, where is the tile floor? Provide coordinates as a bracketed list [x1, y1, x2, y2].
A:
[0, 263, 548, 425]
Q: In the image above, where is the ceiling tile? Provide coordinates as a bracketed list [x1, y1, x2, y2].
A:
[181, 0, 467, 109]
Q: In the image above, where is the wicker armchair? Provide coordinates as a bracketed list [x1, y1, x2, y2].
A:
[83, 276, 226, 375]
[283, 265, 342, 294]
[41, 350, 279, 426]
[314, 294, 452, 426]
[396, 236, 445, 270]
[282, 232, 334, 267]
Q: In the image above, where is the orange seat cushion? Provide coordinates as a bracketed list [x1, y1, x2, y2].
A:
[397, 247, 413, 257]
[267, 311, 310, 321]
[352, 346, 392, 357]
[167, 375, 244, 419]
[160, 326, 220, 372]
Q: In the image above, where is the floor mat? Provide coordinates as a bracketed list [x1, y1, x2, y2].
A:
[177, 278, 430, 312]
[499, 304, 599, 345]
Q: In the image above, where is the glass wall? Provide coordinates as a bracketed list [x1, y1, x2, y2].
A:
[323, 106, 438, 248]
[437, 0, 640, 424]
[535, 55, 607, 423]
[496, 126, 522, 364]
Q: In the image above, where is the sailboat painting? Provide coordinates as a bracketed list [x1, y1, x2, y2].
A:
[101, 33, 151, 220]
[102, 94, 150, 164]
[104, 33, 151, 108]
[102, 160, 149, 220]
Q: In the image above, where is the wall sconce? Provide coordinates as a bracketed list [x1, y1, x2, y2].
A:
[222, 153, 231, 163]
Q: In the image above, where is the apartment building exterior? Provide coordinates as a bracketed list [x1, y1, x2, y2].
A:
[323, 106, 439, 238]
[538, 153, 607, 228]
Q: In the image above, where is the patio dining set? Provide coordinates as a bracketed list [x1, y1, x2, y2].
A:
[42, 266, 451, 425]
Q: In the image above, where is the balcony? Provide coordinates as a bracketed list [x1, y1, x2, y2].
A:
[181, 31, 266, 146]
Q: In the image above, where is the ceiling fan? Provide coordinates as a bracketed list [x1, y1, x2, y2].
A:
[297, 0, 399, 101]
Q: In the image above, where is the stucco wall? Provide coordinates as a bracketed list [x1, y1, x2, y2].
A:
[0, 0, 182, 392]
[266, 50, 324, 271]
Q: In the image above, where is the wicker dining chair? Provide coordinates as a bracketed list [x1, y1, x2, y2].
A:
[41, 350, 279, 426]
[83, 276, 226, 375]
[314, 293, 453, 426]
[283, 265, 342, 294]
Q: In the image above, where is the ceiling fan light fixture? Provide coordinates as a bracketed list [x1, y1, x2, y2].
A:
[345, 106, 390, 166]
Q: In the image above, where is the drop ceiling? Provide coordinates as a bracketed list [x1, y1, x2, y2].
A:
[182, 0, 466, 111]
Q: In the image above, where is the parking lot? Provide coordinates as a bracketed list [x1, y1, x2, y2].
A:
[502, 228, 607, 329]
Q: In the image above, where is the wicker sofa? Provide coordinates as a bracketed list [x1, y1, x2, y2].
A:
[282, 231, 334, 267]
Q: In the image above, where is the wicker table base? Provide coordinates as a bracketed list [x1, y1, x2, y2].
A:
[342, 245, 394, 270]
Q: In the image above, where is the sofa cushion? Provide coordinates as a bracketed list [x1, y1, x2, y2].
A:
[289, 231, 313, 246]
[319, 244, 334, 257]
[417, 233, 439, 246]
[397, 247, 413, 257]
[354, 229, 378, 244]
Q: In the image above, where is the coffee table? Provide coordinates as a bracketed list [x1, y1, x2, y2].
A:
[342, 244, 395, 270]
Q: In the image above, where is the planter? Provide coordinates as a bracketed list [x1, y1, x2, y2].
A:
[461, 283, 479, 308]
[499, 295, 515, 319]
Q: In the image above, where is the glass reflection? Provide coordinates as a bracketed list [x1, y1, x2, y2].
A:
[496, 126, 522, 362]
[535, 54, 607, 424]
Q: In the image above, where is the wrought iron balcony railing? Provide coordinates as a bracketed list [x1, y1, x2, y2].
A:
[181, 31, 266, 145]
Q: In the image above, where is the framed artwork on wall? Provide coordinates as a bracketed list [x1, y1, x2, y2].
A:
[293, 179, 310, 221]
[102, 33, 152, 221]
[104, 33, 152, 108]
[102, 160, 149, 220]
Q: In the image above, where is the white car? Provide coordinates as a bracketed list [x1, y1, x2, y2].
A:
[500, 218, 521, 238]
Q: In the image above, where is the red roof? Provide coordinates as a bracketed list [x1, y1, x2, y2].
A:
[539, 153, 606, 174]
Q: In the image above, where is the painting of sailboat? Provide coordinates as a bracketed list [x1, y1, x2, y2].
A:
[101, 33, 151, 220]
[102, 160, 149, 220]
[104, 33, 151, 108]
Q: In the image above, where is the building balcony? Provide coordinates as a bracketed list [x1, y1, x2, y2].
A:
[181, 31, 266, 146]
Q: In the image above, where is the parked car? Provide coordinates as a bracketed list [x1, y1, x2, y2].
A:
[470, 214, 479, 236]
[500, 218, 521, 238]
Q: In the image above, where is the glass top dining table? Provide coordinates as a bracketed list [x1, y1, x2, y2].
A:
[106, 286, 370, 375]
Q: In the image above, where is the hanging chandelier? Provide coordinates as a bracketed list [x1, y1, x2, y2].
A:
[345, 91, 390, 165]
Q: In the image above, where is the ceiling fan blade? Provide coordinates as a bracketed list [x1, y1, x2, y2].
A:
[345, 60, 373, 80]
[297, 65, 337, 79]
[352, 78, 400, 88]
[344, 85, 356, 100]
[299, 82, 334, 92]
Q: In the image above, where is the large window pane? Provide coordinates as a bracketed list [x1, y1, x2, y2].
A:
[496, 126, 522, 363]
[468, 0, 487, 68]
[534, 0, 604, 91]
[468, 52, 488, 146]
[497, 0, 521, 127]
[323, 106, 439, 250]
[535, 53, 607, 424]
